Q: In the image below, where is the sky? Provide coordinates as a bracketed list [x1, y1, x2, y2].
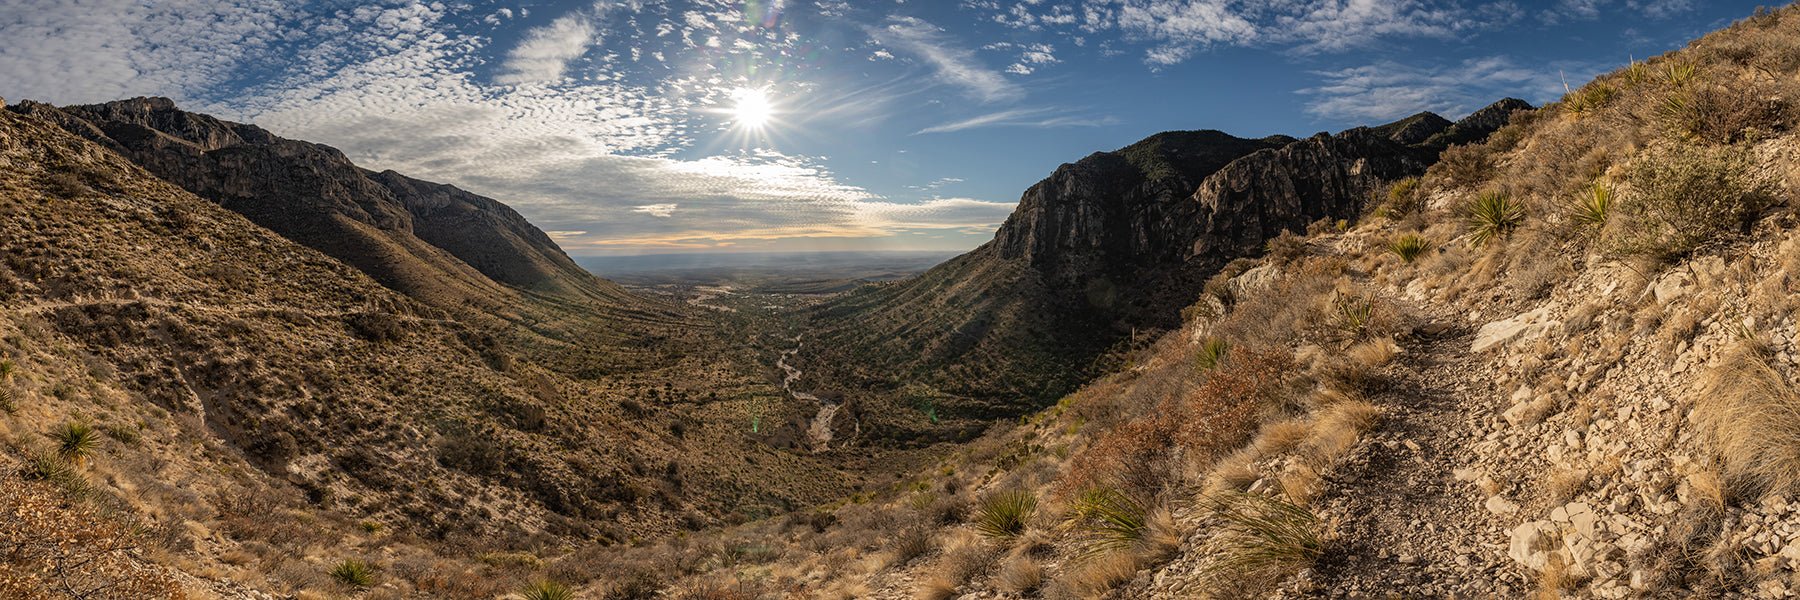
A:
[0, 0, 1772, 256]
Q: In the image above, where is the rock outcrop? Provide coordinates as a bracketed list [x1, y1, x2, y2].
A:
[805, 100, 1532, 430]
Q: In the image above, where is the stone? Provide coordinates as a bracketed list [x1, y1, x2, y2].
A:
[1473, 307, 1562, 353]
[1652, 271, 1693, 304]
[1509, 521, 1562, 572]
[1486, 495, 1520, 515]
[1503, 396, 1557, 427]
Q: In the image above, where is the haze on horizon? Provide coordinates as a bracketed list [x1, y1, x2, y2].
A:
[0, 0, 1763, 256]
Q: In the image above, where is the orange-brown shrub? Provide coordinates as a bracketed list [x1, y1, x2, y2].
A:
[1061, 348, 1295, 498]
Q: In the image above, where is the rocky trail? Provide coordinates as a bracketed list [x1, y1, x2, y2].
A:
[1301, 307, 1529, 597]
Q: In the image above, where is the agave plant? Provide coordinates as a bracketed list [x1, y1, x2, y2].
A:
[1572, 182, 1613, 228]
[1386, 233, 1432, 263]
[974, 490, 1037, 540]
[520, 580, 575, 600]
[1196, 337, 1231, 371]
[1465, 191, 1524, 247]
[1665, 60, 1698, 86]
[48, 421, 99, 463]
[330, 559, 376, 588]
[1065, 486, 1150, 557]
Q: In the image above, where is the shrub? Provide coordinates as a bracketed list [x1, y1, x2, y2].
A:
[1664, 60, 1698, 86]
[346, 312, 406, 343]
[1693, 339, 1800, 496]
[1265, 230, 1308, 264]
[0, 358, 15, 380]
[522, 580, 576, 600]
[1383, 177, 1422, 217]
[973, 490, 1036, 540]
[1065, 486, 1149, 557]
[1201, 492, 1324, 580]
[1616, 144, 1774, 258]
[1464, 191, 1524, 247]
[1563, 83, 1618, 117]
[48, 421, 100, 462]
[1386, 233, 1431, 263]
[1328, 292, 1376, 339]
[996, 555, 1044, 594]
[892, 527, 935, 565]
[330, 558, 376, 587]
[1196, 337, 1230, 371]
[0, 388, 13, 413]
[1571, 182, 1613, 228]
[1435, 143, 1495, 189]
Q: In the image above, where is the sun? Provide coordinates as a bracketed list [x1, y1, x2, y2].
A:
[730, 87, 775, 129]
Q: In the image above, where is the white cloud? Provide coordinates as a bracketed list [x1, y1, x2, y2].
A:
[1299, 56, 1591, 122]
[916, 107, 1118, 134]
[495, 8, 601, 85]
[868, 16, 1024, 103]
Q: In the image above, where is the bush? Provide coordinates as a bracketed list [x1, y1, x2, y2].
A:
[1386, 234, 1431, 263]
[1435, 143, 1495, 189]
[330, 558, 376, 587]
[1196, 337, 1230, 371]
[1201, 492, 1324, 580]
[522, 580, 576, 600]
[1571, 182, 1613, 228]
[1464, 191, 1524, 247]
[48, 421, 100, 462]
[973, 490, 1037, 540]
[1065, 486, 1149, 557]
[346, 312, 406, 343]
[1563, 83, 1618, 117]
[1615, 144, 1774, 258]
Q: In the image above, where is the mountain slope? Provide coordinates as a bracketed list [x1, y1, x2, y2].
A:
[802, 104, 1528, 441]
[7, 98, 679, 352]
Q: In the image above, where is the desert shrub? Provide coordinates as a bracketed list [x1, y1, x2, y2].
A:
[48, 421, 100, 462]
[974, 490, 1037, 540]
[42, 171, 88, 198]
[25, 452, 89, 498]
[0, 388, 13, 413]
[1386, 233, 1431, 263]
[1563, 82, 1618, 117]
[330, 558, 376, 587]
[1065, 486, 1149, 557]
[1265, 230, 1308, 264]
[1571, 182, 1613, 228]
[607, 570, 666, 600]
[1201, 492, 1324, 581]
[1379, 177, 1422, 218]
[1614, 144, 1774, 258]
[1464, 191, 1524, 247]
[1658, 83, 1791, 144]
[1435, 143, 1495, 189]
[522, 580, 576, 600]
[892, 527, 935, 565]
[346, 311, 406, 343]
[1327, 291, 1376, 339]
[1693, 339, 1800, 496]
[1196, 337, 1230, 371]
[0, 477, 181, 598]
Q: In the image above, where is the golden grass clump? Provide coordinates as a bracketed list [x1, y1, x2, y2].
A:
[1201, 492, 1325, 582]
[1692, 339, 1800, 496]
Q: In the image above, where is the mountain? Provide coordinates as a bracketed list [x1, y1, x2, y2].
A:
[800, 101, 1530, 441]
[7, 98, 675, 353]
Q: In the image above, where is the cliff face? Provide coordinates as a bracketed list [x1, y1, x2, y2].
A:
[6, 97, 640, 312]
[804, 100, 1531, 434]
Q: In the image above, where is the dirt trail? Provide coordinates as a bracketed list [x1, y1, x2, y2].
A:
[1302, 308, 1529, 597]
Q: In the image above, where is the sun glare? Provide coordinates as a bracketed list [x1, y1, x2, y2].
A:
[730, 87, 775, 129]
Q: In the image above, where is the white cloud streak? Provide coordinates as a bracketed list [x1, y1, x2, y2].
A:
[868, 16, 1024, 103]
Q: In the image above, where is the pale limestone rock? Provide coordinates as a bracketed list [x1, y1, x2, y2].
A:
[1473, 307, 1561, 353]
[1509, 520, 1562, 571]
[1486, 494, 1519, 515]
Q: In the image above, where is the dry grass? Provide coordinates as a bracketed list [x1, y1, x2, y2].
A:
[1693, 339, 1800, 496]
[1200, 492, 1325, 583]
[1046, 551, 1141, 600]
[1544, 467, 1590, 505]
[996, 555, 1044, 594]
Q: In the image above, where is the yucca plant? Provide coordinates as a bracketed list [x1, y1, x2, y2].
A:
[0, 358, 16, 380]
[330, 559, 376, 588]
[1465, 191, 1524, 247]
[0, 388, 14, 413]
[1201, 492, 1324, 579]
[1563, 83, 1617, 117]
[1386, 233, 1431, 263]
[1573, 182, 1613, 228]
[48, 421, 99, 463]
[1065, 486, 1149, 557]
[974, 490, 1037, 540]
[520, 579, 575, 600]
[1329, 292, 1375, 338]
[1623, 60, 1649, 86]
[1196, 337, 1230, 371]
[1665, 60, 1698, 86]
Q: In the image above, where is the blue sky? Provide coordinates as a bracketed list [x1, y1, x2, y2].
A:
[0, 0, 1769, 255]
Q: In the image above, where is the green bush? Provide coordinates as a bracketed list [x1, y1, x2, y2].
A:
[1386, 234, 1431, 263]
[1065, 487, 1149, 557]
[521, 580, 575, 600]
[974, 490, 1037, 540]
[48, 421, 99, 462]
[1464, 191, 1524, 247]
[329, 558, 376, 588]
[1196, 338, 1230, 371]
[1572, 182, 1613, 228]
[1616, 144, 1774, 258]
